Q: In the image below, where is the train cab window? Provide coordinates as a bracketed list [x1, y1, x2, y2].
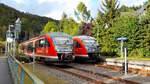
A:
[27, 42, 33, 52]
[74, 41, 81, 48]
[36, 38, 50, 48]
[45, 38, 50, 47]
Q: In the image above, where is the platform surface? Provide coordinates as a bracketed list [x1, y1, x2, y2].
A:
[0, 56, 12, 84]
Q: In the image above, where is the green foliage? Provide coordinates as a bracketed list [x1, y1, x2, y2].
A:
[93, 10, 140, 57]
[41, 12, 79, 36]
[137, 4, 150, 57]
[62, 18, 79, 36]
[41, 21, 59, 34]
[74, 2, 92, 35]
[101, 0, 120, 27]
[119, 5, 141, 12]
[59, 13, 79, 36]
[74, 2, 91, 22]
[129, 49, 144, 58]
[0, 25, 7, 41]
[0, 3, 57, 41]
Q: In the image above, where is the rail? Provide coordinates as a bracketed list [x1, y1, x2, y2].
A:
[8, 55, 44, 84]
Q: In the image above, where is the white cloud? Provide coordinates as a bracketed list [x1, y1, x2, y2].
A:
[13, 0, 24, 4]
[118, 0, 147, 7]
[9, 0, 148, 20]
[41, 0, 91, 20]
[44, 10, 63, 20]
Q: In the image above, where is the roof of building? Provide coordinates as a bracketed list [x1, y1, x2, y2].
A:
[121, 3, 149, 16]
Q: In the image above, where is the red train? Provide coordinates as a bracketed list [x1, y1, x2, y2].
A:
[73, 36, 100, 62]
[19, 32, 73, 62]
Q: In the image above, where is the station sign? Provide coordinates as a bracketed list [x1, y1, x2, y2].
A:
[117, 37, 127, 41]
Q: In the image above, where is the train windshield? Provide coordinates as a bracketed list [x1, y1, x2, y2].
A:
[82, 39, 98, 46]
[54, 36, 73, 45]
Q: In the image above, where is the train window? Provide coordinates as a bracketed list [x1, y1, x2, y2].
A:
[39, 39, 44, 47]
[74, 41, 81, 48]
[27, 42, 33, 52]
[45, 38, 50, 47]
[36, 38, 50, 48]
[35, 40, 39, 48]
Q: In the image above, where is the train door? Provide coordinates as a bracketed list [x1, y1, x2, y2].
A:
[27, 42, 33, 54]
[73, 40, 82, 55]
[35, 39, 46, 56]
[44, 38, 50, 56]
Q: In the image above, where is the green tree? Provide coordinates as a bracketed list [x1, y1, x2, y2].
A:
[74, 2, 91, 22]
[41, 21, 58, 34]
[112, 15, 139, 56]
[59, 12, 79, 36]
[92, 10, 105, 40]
[59, 12, 68, 32]
[137, 1, 150, 57]
[0, 25, 7, 41]
[63, 18, 79, 36]
[92, 11, 140, 57]
[101, 0, 120, 27]
[74, 2, 93, 35]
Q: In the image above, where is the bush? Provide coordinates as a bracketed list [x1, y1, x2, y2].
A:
[129, 49, 144, 58]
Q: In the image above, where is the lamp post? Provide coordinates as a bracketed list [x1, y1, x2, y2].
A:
[117, 37, 127, 59]
[5, 18, 21, 57]
[117, 37, 128, 75]
[5, 25, 14, 56]
[124, 47, 127, 75]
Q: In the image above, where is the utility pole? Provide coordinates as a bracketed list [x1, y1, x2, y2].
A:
[117, 37, 128, 75]
[32, 41, 35, 72]
[117, 37, 127, 60]
[121, 40, 123, 59]
[124, 47, 127, 75]
[6, 25, 14, 56]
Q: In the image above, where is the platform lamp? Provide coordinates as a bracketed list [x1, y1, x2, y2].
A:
[5, 25, 14, 56]
[117, 37, 127, 59]
[117, 37, 128, 75]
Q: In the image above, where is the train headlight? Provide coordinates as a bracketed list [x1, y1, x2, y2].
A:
[55, 47, 61, 52]
[68, 48, 72, 52]
[57, 49, 61, 52]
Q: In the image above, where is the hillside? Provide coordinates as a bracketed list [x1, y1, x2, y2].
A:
[0, 3, 58, 41]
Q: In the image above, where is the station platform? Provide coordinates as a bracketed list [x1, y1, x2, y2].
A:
[105, 58, 150, 70]
[0, 56, 12, 84]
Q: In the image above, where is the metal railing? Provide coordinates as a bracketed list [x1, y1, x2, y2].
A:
[8, 55, 44, 84]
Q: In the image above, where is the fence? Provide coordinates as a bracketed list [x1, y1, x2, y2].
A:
[8, 55, 44, 84]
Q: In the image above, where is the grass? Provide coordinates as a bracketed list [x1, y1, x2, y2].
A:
[108, 57, 150, 61]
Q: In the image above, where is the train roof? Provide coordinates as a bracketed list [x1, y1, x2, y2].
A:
[20, 32, 72, 45]
[48, 32, 72, 38]
[73, 35, 96, 40]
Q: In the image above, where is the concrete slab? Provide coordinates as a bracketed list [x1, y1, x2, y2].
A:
[0, 58, 12, 84]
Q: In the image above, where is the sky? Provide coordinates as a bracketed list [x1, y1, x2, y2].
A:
[0, 0, 148, 20]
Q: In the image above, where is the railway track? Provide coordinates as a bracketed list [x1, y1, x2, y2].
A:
[46, 63, 140, 84]
[48, 64, 105, 84]
[71, 66, 139, 84]
[95, 63, 150, 77]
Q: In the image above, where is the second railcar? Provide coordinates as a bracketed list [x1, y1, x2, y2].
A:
[73, 36, 100, 62]
[19, 32, 73, 62]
